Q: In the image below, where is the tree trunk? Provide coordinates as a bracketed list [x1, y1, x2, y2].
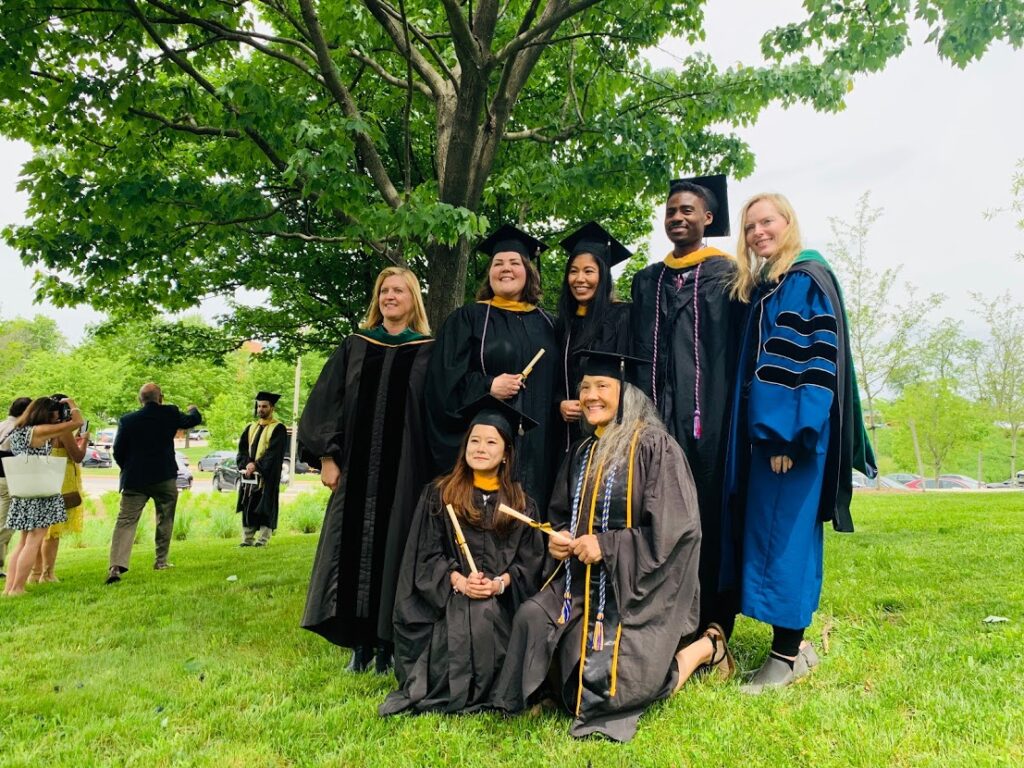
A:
[424, 239, 471, 332]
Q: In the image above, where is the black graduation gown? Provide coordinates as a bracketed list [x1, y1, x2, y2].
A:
[424, 302, 559, 510]
[235, 420, 286, 529]
[630, 253, 743, 628]
[492, 428, 702, 743]
[380, 485, 545, 715]
[299, 332, 435, 647]
[557, 302, 631, 449]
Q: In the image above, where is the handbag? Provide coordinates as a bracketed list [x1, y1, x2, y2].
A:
[1, 454, 68, 499]
[62, 461, 83, 509]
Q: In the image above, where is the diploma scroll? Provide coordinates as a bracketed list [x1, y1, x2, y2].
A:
[445, 504, 479, 574]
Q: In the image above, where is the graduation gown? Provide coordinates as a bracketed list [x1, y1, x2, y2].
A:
[557, 302, 631, 449]
[299, 329, 435, 647]
[235, 419, 286, 529]
[425, 300, 559, 510]
[722, 251, 875, 629]
[492, 427, 701, 743]
[380, 485, 544, 715]
[630, 250, 743, 627]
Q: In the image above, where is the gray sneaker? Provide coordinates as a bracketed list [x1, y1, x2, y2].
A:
[800, 642, 820, 669]
[740, 653, 810, 694]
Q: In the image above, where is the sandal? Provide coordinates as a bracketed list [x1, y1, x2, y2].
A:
[700, 622, 736, 681]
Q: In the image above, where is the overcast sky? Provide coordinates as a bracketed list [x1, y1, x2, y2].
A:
[2, 0, 1022, 343]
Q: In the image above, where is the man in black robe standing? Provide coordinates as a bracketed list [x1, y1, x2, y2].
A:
[630, 175, 743, 638]
[236, 391, 286, 547]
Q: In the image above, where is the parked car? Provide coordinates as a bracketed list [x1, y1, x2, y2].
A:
[81, 446, 113, 469]
[852, 470, 906, 489]
[94, 428, 117, 449]
[176, 456, 193, 491]
[213, 456, 291, 491]
[939, 474, 983, 489]
[175, 450, 190, 467]
[188, 428, 211, 441]
[212, 457, 240, 492]
[198, 450, 235, 472]
[886, 473, 922, 486]
[904, 476, 976, 490]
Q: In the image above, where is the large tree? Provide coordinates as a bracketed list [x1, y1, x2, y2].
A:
[2, 1, 1022, 347]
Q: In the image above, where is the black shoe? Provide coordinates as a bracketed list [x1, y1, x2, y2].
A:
[105, 567, 122, 585]
[346, 645, 373, 672]
[374, 644, 394, 675]
[239, 542, 254, 547]
[0, 571, 6, 579]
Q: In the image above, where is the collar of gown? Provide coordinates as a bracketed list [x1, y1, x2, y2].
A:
[663, 246, 729, 270]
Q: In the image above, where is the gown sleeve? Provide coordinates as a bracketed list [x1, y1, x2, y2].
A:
[748, 273, 838, 459]
[503, 497, 545, 607]
[298, 338, 350, 466]
[407, 488, 463, 612]
[595, 432, 701, 618]
[236, 428, 248, 468]
[424, 306, 493, 472]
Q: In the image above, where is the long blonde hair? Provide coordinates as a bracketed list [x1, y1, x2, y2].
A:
[360, 266, 431, 335]
[731, 193, 804, 303]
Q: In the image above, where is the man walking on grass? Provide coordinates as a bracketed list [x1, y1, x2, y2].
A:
[106, 382, 202, 584]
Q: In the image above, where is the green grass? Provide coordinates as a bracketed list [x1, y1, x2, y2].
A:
[2, 493, 1022, 767]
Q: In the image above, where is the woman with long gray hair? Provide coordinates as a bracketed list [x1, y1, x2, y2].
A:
[492, 351, 732, 742]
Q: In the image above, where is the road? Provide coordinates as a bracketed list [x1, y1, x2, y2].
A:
[82, 471, 321, 499]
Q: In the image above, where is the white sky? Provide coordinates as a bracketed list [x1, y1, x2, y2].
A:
[1, 0, 1022, 343]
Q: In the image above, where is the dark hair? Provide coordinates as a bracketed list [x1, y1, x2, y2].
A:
[668, 181, 718, 217]
[475, 253, 543, 305]
[555, 251, 616, 349]
[8, 397, 31, 418]
[435, 422, 525, 536]
[15, 397, 61, 428]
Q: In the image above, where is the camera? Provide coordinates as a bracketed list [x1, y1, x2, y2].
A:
[49, 398, 72, 422]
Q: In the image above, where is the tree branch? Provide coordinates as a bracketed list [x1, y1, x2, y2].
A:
[495, 0, 603, 62]
[126, 0, 287, 172]
[298, 0, 401, 208]
[129, 108, 242, 137]
[439, 0, 484, 69]
[361, 0, 454, 94]
[348, 49, 431, 96]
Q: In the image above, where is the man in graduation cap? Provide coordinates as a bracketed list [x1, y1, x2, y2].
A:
[425, 223, 560, 512]
[236, 391, 287, 547]
[555, 221, 632, 448]
[629, 174, 744, 641]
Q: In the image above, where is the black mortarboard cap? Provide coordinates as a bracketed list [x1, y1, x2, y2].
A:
[255, 391, 282, 406]
[559, 221, 632, 268]
[476, 223, 548, 262]
[575, 350, 651, 424]
[668, 173, 730, 238]
[457, 395, 538, 439]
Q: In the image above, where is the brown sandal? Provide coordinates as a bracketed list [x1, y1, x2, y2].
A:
[701, 622, 736, 681]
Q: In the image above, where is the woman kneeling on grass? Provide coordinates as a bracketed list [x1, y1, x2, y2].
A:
[3, 396, 85, 597]
[380, 396, 545, 716]
[722, 193, 875, 693]
[491, 352, 732, 743]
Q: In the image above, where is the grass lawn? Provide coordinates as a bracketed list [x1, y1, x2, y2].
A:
[2, 493, 1022, 767]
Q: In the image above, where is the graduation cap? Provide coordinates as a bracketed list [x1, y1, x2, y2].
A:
[476, 223, 549, 262]
[668, 173, 730, 238]
[458, 395, 538, 439]
[254, 391, 281, 418]
[575, 350, 651, 425]
[559, 221, 632, 269]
